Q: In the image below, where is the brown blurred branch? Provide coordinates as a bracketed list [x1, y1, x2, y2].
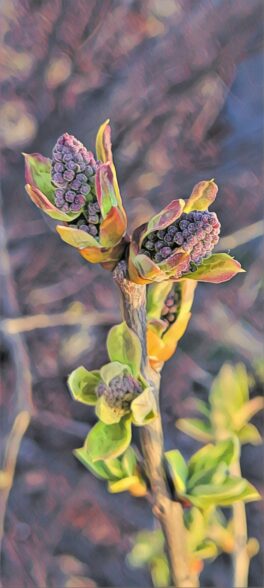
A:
[0, 188, 33, 555]
[1, 309, 117, 335]
[113, 261, 198, 588]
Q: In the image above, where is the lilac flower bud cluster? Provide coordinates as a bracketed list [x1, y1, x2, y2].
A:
[161, 284, 181, 329]
[96, 372, 142, 412]
[141, 210, 220, 273]
[51, 133, 98, 214]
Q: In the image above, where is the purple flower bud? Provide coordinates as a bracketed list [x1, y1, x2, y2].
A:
[63, 170, 75, 182]
[66, 160, 77, 171]
[155, 240, 165, 251]
[65, 190, 75, 203]
[179, 220, 189, 230]
[88, 214, 100, 224]
[76, 173, 87, 182]
[95, 372, 142, 411]
[63, 153, 72, 162]
[51, 132, 100, 215]
[52, 172, 65, 186]
[54, 162, 64, 173]
[80, 184, 91, 195]
[160, 246, 173, 258]
[174, 232, 184, 245]
[88, 202, 100, 214]
[74, 195, 86, 206]
[70, 179, 81, 191]
[87, 225, 98, 237]
[85, 165, 94, 177]
[70, 202, 82, 212]
[164, 233, 174, 244]
[145, 240, 155, 251]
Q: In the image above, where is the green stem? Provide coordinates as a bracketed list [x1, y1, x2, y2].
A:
[231, 459, 249, 588]
[113, 262, 199, 588]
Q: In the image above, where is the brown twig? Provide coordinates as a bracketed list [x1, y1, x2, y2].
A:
[113, 261, 198, 588]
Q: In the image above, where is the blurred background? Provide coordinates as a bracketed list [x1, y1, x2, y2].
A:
[0, 0, 263, 587]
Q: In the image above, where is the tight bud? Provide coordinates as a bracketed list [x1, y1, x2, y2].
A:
[161, 284, 182, 329]
[96, 372, 142, 412]
[141, 210, 220, 274]
[52, 133, 98, 214]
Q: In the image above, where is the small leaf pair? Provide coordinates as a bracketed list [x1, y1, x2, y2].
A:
[177, 363, 264, 444]
[23, 120, 127, 269]
[165, 438, 260, 509]
[128, 180, 244, 284]
[68, 322, 157, 462]
[146, 280, 197, 370]
[75, 445, 147, 497]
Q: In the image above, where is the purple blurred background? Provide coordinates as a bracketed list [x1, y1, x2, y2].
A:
[0, 1, 263, 586]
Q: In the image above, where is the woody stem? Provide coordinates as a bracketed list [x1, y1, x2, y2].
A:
[113, 261, 198, 588]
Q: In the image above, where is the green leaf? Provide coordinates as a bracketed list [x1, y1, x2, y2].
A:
[122, 447, 137, 477]
[95, 163, 117, 217]
[238, 423, 263, 445]
[210, 363, 249, 417]
[193, 540, 218, 560]
[131, 388, 157, 425]
[107, 322, 142, 377]
[108, 475, 139, 493]
[184, 179, 218, 213]
[188, 439, 238, 478]
[147, 282, 172, 319]
[176, 418, 213, 442]
[165, 450, 188, 495]
[234, 396, 264, 429]
[100, 361, 127, 385]
[185, 507, 206, 549]
[195, 399, 211, 418]
[184, 253, 244, 284]
[187, 478, 260, 508]
[127, 530, 165, 566]
[95, 396, 123, 424]
[24, 153, 55, 202]
[104, 457, 124, 479]
[187, 465, 224, 492]
[74, 447, 112, 480]
[85, 418, 132, 462]
[150, 555, 170, 588]
[68, 366, 100, 405]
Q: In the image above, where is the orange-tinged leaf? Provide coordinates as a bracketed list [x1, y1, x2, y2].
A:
[159, 249, 190, 274]
[80, 241, 125, 264]
[96, 119, 112, 163]
[184, 180, 218, 213]
[100, 206, 127, 248]
[95, 162, 117, 217]
[133, 254, 167, 283]
[56, 225, 100, 249]
[142, 199, 185, 242]
[95, 119, 122, 208]
[26, 184, 80, 221]
[147, 327, 165, 360]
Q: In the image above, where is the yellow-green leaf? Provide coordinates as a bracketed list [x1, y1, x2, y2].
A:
[131, 388, 157, 425]
[68, 366, 99, 405]
[165, 449, 188, 495]
[85, 418, 132, 462]
[95, 395, 123, 424]
[107, 322, 142, 377]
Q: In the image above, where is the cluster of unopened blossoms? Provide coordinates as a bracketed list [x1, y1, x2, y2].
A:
[23, 119, 244, 376]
